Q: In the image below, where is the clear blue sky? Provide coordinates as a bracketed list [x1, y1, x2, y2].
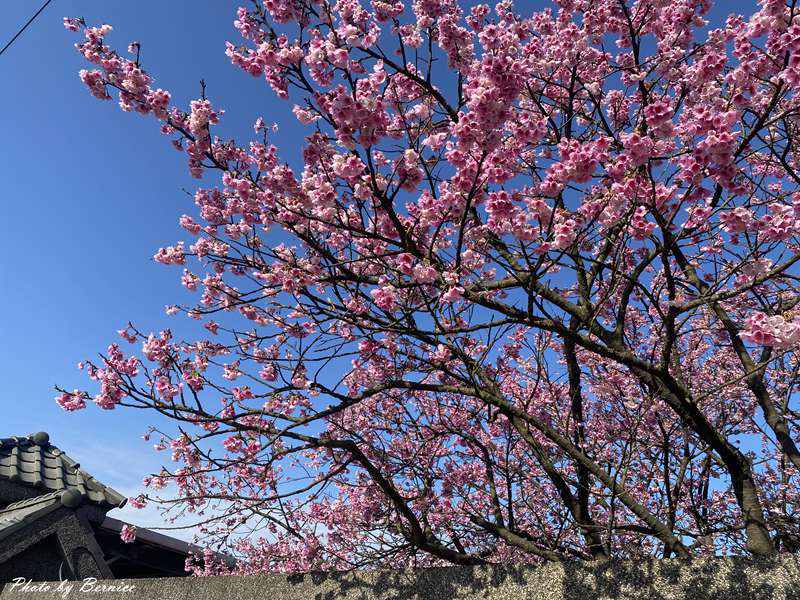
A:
[0, 0, 758, 534]
[0, 0, 310, 532]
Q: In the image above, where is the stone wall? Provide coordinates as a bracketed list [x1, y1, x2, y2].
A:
[2, 556, 799, 600]
[0, 507, 109, 587]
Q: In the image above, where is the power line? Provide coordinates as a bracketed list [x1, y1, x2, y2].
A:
[0, 0, 55, 58]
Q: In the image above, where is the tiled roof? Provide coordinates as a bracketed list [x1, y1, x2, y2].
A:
[99, 517, 238, 566]
[0, 491, 63, 541]
[0, 433, 126, 509]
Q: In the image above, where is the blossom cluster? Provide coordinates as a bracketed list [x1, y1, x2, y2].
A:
[61, 0, 800, 568]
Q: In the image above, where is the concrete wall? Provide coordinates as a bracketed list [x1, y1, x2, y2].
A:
[1, 555, 799, 600]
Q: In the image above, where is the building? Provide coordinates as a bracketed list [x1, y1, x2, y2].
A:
[0, 432, 220, 585]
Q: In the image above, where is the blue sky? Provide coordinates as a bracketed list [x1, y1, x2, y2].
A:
[0, 0, 305, 533]
[0, 0, 759, 535]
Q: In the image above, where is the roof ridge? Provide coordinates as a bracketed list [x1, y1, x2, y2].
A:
[0, 491, 65, 542]
[0, 490, 63, 513]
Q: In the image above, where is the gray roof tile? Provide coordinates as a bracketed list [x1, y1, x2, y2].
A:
[0, 434, 126, 509]
[0, 491, 63, 542]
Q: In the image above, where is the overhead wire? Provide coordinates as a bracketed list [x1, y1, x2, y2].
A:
[0, 0, 56, 58]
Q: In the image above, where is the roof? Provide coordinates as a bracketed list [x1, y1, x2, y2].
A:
[99, 516, 238, 566]
[0, 432, 126, 509]
[0, 490, 63, 541]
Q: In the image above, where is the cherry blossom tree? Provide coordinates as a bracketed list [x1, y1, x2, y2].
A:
[59, 0, 800, 570]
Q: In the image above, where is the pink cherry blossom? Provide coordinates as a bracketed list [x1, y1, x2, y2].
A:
[120, 524, 137, 543]
[61, 1, 800, 570]
[56, 390, 86, 412]
[741, 312, 800, 350]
